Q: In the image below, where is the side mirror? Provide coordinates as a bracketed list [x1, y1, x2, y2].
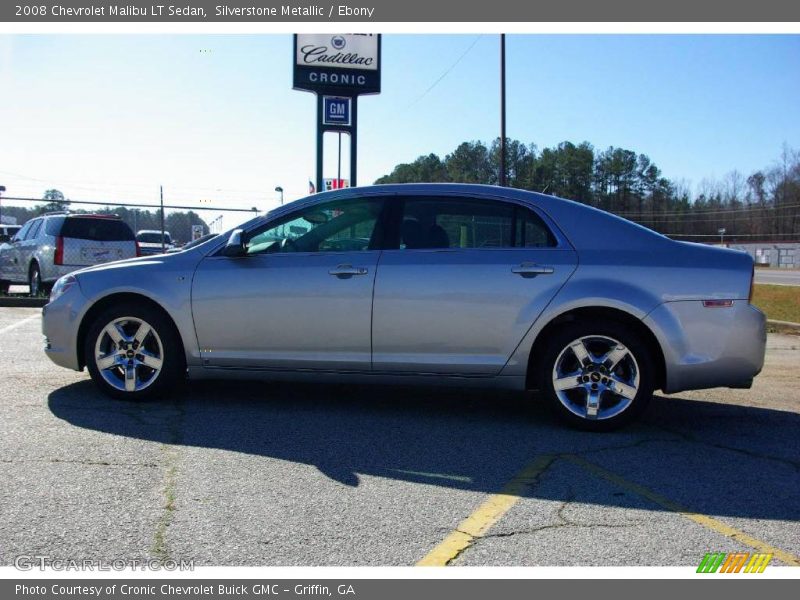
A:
[221, 229, 246, 257]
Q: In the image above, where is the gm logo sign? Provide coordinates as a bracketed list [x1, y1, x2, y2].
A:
[323, 96, 351, 126]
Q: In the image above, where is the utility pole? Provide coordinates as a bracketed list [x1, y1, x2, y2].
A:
[499, 34, 507, 188]
[160, 185, 166, 253]
[0, 185, 5, 226]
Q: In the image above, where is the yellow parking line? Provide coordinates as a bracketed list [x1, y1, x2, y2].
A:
[563, 454, 800, 567]
[416, 455, 555, 566]
[417, 451, 800, 567]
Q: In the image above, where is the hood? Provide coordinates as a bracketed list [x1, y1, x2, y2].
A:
[71, 250, 189, 278]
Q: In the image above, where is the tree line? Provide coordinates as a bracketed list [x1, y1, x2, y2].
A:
[1, 190, 210, 245]
[374, 140, 800, 242]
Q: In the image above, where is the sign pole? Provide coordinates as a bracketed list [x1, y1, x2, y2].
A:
[350, 97, 358, 187]
[499, 33, 507, 187]
[315, 94, 324, 194]
[337, 132, 342, 186]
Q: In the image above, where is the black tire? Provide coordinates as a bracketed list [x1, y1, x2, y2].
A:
[84, 302, 185, 401]
[538, 320, 654, 432]
[28, 263, 43, 297]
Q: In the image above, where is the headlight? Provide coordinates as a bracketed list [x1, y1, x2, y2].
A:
[49, 274, 77, 303]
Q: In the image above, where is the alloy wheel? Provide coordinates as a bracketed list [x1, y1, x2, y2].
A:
[551, 335, 640, 421]
[93, 316, 164, 393]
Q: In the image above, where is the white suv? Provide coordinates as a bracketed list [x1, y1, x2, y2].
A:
[0, 213, 138, 295]
[136, 230, 175, 255]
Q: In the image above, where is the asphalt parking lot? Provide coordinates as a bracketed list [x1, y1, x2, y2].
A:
[1, 306, 798, 567]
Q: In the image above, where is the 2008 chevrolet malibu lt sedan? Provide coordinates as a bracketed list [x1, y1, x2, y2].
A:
[41, 184, 766, 430]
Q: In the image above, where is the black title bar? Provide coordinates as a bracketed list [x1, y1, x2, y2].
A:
[4, 0, 800, 22]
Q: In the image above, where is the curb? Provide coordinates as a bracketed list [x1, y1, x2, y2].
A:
[767, 319, 800, 333]
[0, 297, 48, 308]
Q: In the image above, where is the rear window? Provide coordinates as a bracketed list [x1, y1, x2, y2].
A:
[56, 217, 135, 241]
[137, 232, 172, 244]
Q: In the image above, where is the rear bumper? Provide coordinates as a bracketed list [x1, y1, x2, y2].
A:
[41, 264, 80, 284]
[644, 300, 767, 394]
[138, 246, 169, 255]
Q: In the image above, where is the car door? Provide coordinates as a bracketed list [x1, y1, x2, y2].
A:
[371, 194, 578, 375]
[2, 219, 35, 283]
[192, 196, 387, 371]
[19, 218, 43, 275]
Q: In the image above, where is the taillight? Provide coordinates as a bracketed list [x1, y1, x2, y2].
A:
[54, 236, 64, 265]
[703, 300, 733, 308]
[749, 263, 755, 304]
[135, 241, 142, 257]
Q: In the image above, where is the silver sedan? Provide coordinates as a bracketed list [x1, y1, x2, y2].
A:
[41, 184, 766, 430]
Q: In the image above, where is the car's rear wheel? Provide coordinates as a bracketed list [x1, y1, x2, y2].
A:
[29, 263, 43, 297]
[539, 320, 654, 431]
[84, 303, 184, 400]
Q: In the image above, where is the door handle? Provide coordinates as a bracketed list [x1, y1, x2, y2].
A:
[511, 263, 554, 277]
[329, 264, 368, 277]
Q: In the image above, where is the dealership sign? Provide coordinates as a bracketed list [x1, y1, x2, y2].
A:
[293, 34, 381, 95]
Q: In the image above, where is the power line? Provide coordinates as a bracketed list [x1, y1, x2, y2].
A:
[614, 202, 800, 217]
[0, 169, 277, 197]
[0, 196, 259, 213]
[665, 233, 799, 238]
[406, 36, 483, 109]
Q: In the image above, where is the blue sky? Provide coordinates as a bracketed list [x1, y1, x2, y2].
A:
[0, 34, 798, 227]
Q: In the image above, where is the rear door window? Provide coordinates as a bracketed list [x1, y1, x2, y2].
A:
[60, 218, 135, 241]
[395, 197, 557, 250]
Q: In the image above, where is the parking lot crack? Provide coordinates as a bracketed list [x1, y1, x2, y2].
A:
[448, 481, 649, 561]
[657, 426, 800, 472]
[151, 399, 186, 564]
[0, 458, 158, 467]
[466, 491, 645, 548]
[426, 455, 557, 566]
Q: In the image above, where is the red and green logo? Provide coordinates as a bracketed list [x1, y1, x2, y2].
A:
[697, 552, 772, 573]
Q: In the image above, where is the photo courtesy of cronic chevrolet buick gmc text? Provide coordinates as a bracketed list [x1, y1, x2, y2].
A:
[0, 213, 139, 296]
[40, 184, 766, 430]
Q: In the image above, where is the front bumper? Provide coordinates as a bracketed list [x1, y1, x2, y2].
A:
[645, 300, 767, 394]
[42, 282, 89, 371]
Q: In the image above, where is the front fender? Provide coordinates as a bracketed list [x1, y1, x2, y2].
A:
[74, 260, 201, 368]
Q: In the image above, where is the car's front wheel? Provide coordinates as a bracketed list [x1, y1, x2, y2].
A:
[539, 320, 654, 431]
[84, 303, 184, 400]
